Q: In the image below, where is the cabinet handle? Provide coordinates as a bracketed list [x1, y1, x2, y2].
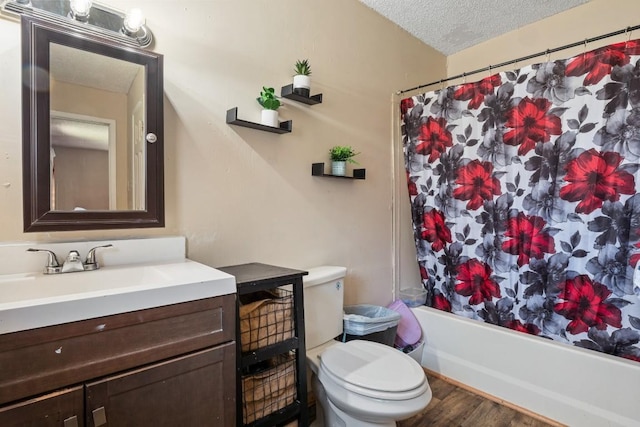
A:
[63, 416, 79, 427]
[92, 407, 107, 426]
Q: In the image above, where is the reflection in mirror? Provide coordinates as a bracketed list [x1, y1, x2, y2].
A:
[49, 44, 146, 212]
[50, 113, 112, 211]
[22, 15, 164, 232]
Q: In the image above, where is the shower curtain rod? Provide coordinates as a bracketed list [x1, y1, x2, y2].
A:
[397, 23, 640, 95]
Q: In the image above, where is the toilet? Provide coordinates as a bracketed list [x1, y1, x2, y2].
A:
[304, 266, 432, 427]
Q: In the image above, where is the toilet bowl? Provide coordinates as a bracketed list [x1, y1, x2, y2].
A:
[303, 267, 432, 427]
[309, 340, 432, 426]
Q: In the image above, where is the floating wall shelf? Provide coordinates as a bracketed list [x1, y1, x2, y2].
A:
[312, 163, 366, 180]
[281, 85, 323, 105]
[226, 107, 292, 134]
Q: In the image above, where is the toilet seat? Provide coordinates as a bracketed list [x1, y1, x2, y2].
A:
[319, 340, 428, 401]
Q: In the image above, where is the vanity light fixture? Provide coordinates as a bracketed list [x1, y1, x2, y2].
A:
[121, 7, 151, 46]
[69, 0, 92, 21]
[122, 8, 143, 34]
[0, 0, 153, 48]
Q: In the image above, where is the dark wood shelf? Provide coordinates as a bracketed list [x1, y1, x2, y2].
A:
[226, 107, 292, 134]
[241, 337, 299, 366]
[245, 402, 301, 427]
[280, 84, 323, 105]
[312, 163, 366, 180]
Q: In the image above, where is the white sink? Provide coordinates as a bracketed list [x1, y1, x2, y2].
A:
[0, 238, 236, 334]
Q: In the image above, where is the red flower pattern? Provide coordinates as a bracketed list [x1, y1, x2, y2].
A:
[453, 160, 501, 210]
[455, 259, 501, 305]
[503, 97, 562, 155]
[453, 74, 502, 109]
[421, 209, 452, 252]
[559, 149, 635, 214]
[407, 171, 417, 196]
[505, 320, 540, 336]
[419, 264, 428, 281]
[400, 98, 414, 116]
[433, 294, 452, 312]
[416, 117, 453, 162]
[565, 40, 640, 85]
[630, 242, 640, 268]
[554, 275, 622, 334]
[502, 213, 555, 267]
[400, 39, 640, 364]
[623, 354, 640, 363]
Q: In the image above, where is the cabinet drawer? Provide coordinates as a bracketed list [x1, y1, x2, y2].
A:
[0, 294, 235, 405]
[0, 386, 84, 427]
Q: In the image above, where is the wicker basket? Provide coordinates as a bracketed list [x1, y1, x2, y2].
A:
[239, 289, 294, 352]
[242, 355, 297, 424]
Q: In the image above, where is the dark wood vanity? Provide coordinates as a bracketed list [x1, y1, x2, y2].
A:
[0, 294, 236, 426]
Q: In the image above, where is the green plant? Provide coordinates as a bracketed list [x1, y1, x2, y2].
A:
[294, 59, 312, 76]
[329, 146, 359, 164]
[256, 87, 281, 110]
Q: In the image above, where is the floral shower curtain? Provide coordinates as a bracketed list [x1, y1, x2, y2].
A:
[401, 39, 640, 363]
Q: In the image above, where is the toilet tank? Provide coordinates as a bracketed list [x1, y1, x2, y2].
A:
[303, 266, 346, 350]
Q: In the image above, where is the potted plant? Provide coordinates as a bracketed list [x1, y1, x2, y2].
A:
[293, 59, 312, 96]
[329, 145, 359, 176]
[257, 86, 281, 127]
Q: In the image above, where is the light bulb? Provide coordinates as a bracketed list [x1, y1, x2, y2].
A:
[69, 0, 92, 20]
[123, 8, 145, 34]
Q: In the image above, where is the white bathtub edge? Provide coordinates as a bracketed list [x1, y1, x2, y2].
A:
[412, 306, 640, 427]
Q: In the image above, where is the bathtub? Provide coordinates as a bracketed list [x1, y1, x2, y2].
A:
[411, 306, 640, 427]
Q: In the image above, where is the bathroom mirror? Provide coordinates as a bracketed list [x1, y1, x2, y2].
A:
[22, 15, 164, 231]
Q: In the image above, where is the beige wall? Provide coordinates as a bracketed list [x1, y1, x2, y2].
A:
[397, 0, 640, 290]
[0, 0, 444, 306]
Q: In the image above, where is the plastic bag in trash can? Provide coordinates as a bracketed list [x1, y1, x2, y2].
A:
[343, 304, 401, 335]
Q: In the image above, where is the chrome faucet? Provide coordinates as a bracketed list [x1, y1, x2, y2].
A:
[26, 248, 62, 274]
[61, 250, 84, 273]
[83, 244, 113, 271]
[28, 244, 114, 274]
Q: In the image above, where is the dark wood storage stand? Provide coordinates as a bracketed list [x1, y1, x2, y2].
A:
[219, 263, 308, 427]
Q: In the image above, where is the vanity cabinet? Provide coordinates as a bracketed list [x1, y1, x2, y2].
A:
[0, 294, 236, 426]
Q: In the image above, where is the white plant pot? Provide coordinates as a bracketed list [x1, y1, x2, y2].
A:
[331, 161, 346, 176]
[293, 74, 311, 90]
[261, 109, 279, 127]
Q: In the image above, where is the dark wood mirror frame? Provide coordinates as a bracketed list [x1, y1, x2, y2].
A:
[22, 15, 164, 232]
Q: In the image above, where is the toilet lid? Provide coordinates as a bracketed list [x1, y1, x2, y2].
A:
[320, 340, 425, 395]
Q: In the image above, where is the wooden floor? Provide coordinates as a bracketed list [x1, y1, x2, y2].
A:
[398, 374, 558, 427]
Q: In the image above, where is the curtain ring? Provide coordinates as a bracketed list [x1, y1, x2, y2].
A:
[488, 64, 492, 76]
[545, 49, 551, 62]
[627, 26, 633, 46]
[462, 72, 466, 84]
[439, 79, 444, 90]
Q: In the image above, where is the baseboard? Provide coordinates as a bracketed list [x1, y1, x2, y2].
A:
[423, 368, 565, 427]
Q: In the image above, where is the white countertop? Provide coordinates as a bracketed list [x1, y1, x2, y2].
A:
[0, 237, 236, 334]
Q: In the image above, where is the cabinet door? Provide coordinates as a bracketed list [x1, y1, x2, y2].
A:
[85, 343, 235, 427]
[0, 386, 84, 427]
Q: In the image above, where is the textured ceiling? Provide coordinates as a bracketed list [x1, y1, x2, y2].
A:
[50, 43, 142, 94]
[359, 0, 591, 55]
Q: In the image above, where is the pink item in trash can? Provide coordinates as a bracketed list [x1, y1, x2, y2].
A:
[387, 299, 422, 348]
